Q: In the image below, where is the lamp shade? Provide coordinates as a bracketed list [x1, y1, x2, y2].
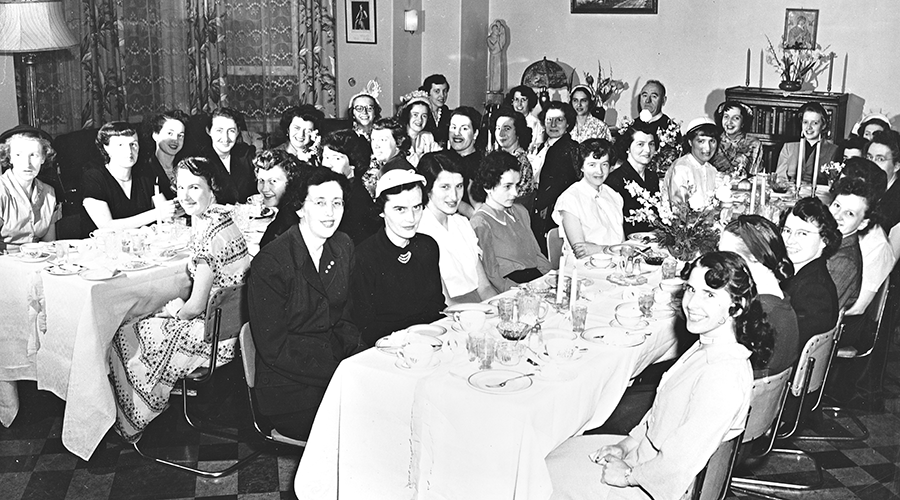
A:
[404, 9, 418, 34]
[0, 0, 78, 53]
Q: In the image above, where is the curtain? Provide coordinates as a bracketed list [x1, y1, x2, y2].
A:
[28, 0, 336, 137]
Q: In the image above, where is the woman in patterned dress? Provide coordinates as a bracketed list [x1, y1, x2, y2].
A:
[492, 106, 536, 212]
[107, 157, 250, 443]
[711, 101, 761, 178]
[569, 85, 612, 144]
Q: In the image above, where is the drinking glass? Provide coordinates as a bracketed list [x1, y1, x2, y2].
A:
[516, 288, 546, 326]
[480, 336, 496, 370]
[661, 257, 678, 280]
[497, 297, 516, 322]
[457, 310, 486, 334]
[639, 291, 655, 318]
[571, 303, 588, 334]
[54, 243, 69, 265]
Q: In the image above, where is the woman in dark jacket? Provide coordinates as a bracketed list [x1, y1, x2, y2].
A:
[248, 167, 363, 441]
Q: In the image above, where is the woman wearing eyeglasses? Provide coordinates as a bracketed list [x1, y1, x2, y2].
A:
[248, 167, 363, 441]
[779, 197, 841, 346]
[349, 92, 382, 140]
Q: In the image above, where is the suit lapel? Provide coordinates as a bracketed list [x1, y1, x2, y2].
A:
[293, 229, 327, 298]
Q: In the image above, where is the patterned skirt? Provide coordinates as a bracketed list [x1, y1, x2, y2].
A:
[107, 312, 236, 443]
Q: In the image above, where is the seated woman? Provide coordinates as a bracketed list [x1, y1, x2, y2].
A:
[352, 169, 446, 347]
[399, 92, 441, 167]
[141, 110, 188, 199]
[370, 118, 414, 173]
[826, 176, 870, 311]
[492, 106, 536, 211]
[547, 251, 769, 500]
[505, 85, 543, 153]
[274, 104, 324, 165]
[321, 130, 382, 244]
[533, 101, 580, 253]
[201, 107, 257, 203]
[82, 122, 176, 236]
[552, 138, 624, 258]
[249, 167, 362, 441]
[471, 151, 551, 293]
[854, 113, 891, 142]
[107, 157, 250, 443]
[256, 149, 312, 248]
[779, 197, 841, 347]
[0, 125, 60, 251]
[839, 135, 868, 161]
[664, 117, 719, 208]
[605, 122, 659, 236]
[710, 101, 761, 178]
[417, 151, 497, 304]
[569, 85, 612, 143]
[348, 89, 381, 140]
[775, 102, 838, 185]
[719, 215, 799, 377]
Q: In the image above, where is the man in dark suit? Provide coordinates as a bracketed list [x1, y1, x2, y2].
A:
[533, 101, 579, 254]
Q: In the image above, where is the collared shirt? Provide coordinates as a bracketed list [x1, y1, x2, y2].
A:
[665, 153, 718, 207]
[0, 169, 59, 250]
[417, 208, 482, 299]
[552, 178, 624, 246]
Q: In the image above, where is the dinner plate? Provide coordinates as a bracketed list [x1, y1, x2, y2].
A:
[467, 369, 533, 395]
[606, 273, 648, 286]
[375, 333, 442, 355]
[79, 268, 123, 281]
[627, 232, 658, 244]
[15, 252, 52, 263]
[545, 275, 594, 288]
[44, 263, 86, 276]
[609, 318, 650, 329]
[152, 248, 181, 261]
[605, 242, 644, 256]
[537, 348, 584, 364]
[581, 326, 647, 347]
[442, 302, 498, 317]
[585, 260, 613, 271]
[394, 357, 441, 371]
[119, 259, 156, 272]
[407, 324, 447, 337]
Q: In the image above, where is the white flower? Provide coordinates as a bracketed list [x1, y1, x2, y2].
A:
[688, 193, 706, 211]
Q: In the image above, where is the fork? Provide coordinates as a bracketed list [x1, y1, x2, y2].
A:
[486, 373, 535, 388]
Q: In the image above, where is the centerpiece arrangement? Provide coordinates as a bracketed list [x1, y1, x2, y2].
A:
[581, 62, 628, 120]
[765, 35, 832, 92]
[647, 115, 683, 176]
[624, 181, 722, 262]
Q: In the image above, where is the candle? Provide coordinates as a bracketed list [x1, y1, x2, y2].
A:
[759, 174, 767, 208]
[841, 53, 848, 93]
[570, 265, 579, 313]
[796, 139, 804, 192]
[745, 48, 751, 87]
[759, 49, 764, 88]
[750, 174, 758, 214]
[812, 142, 821, 192]
[556, 249, 568, 304]
[827, 52, 834, 92]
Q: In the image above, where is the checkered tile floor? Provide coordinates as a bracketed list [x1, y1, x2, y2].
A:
[2, 345, 898, 499]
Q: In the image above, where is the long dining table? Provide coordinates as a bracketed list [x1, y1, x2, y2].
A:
[293, 254, 683, 499]
[0, 212, 268, 460]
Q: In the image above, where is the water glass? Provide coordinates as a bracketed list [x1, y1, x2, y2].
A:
[497, 297, 516, 322]
[571, 303, 588, 334]
[54, 243, 69, 264]
[661, 257, 678, 280]
[480, 336, 496, 370]
[639, 291, 655, 318]
[467, 331, 483, 362]
[496, 340, 523, 366]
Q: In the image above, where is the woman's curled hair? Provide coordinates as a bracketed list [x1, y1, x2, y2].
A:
[470, 150, 521, 204]
[723, 215, 794, 283]
[681, 251, 775, 370]
[174, 157, 230, 204]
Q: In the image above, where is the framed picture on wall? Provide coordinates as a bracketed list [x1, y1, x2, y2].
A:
[345, 0, 376, 44]
[571, 0, 658, 14]
[783, 8, 818, 49]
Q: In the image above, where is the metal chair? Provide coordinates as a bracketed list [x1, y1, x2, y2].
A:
[728, 311, 843, 497]
[690, 433, 744, 500]
[239, 322, 307, 448]
[132, 284, 262, 478]
[547, 227, 564, 268]
[811, 275, 891, 441]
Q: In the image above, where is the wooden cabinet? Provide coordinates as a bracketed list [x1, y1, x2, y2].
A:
[724, 86, 849, 172]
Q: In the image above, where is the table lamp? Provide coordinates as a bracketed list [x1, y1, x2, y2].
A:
[0, 0, 78, 127]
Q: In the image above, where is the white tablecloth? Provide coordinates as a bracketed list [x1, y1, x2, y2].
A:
[294, 259, 681, 499]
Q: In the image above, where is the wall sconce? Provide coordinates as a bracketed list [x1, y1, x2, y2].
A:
[404, 9, 419, 34]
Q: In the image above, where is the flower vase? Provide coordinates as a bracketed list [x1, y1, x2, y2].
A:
[778, 80, 802, 92]
[664, 243, 700, 264]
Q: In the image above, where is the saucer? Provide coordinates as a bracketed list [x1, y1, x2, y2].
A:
[582, 326, 647, 347]
[120, 259, 156, 271]
[627, 232, 658, 244]
[610, 318, 649, 329]
[395, 357, 441, 371]
[442, 302, 498, 317]
[15, 252, 51, 263]
[79, 268, 123, 281]
[537, 348, 583, 364]
[44, 263, 86, 276]
[407, 324, 447, 337]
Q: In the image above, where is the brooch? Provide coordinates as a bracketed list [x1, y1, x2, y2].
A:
[398, 251, 411, 264]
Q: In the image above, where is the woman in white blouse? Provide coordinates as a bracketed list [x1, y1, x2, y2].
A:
[665, 117, 719, 208]
[0, 125, 59, 251]
[552, 139, 624, 258]
[417, 150, 497, 304]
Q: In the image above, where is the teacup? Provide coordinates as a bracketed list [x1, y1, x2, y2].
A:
[544, 337, 576, 362]
[590, 253, 612, 268]
[456, 310, 487, 333]
[615, 302, 644, 328]
[397, 342, 434, 369]
[659, 278, 685, 295]
[21, 243, 44, 258]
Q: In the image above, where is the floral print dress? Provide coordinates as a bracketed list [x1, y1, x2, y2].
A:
[107, 206, 250, 442]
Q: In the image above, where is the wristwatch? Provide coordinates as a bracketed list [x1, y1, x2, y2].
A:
[624, 466, 634, 486]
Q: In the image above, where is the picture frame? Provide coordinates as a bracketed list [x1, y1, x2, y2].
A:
[783, 8, 818, 50]
[345, 0, 376, 44]
[571, 0, 658, 14]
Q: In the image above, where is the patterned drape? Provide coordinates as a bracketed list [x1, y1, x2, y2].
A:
[27, 0, 336, 137]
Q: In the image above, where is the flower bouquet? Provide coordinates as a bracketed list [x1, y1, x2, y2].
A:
[648, 115, 683, 176]
[765, 36, 832, 91]
[820, 161, 844, 187]
[624, 180, 722, 262]
[583, 63, 628, 107]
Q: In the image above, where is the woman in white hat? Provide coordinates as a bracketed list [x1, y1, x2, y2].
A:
[351, 169, 446, 346]
[664, 117, 720, 208]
